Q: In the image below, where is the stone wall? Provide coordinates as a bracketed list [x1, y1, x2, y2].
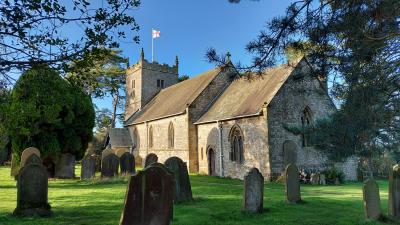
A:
[127, 114, 190, 169]
[197, 111, 270, 180]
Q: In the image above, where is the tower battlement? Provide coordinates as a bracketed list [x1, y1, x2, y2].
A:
[127, 59, 178, 75]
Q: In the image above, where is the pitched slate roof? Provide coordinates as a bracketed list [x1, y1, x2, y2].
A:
[195, 61, 303, 124]
[125, 67, 222, 125]
[108, 128, 132, 147]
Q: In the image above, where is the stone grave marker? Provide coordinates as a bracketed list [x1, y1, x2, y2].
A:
[243, 168, 264, 213]
[81, 155, 96, 180]
[20, 147, 41, 168]
[120, 152, 135, 175]
[55, 153, 76, 179]
[363, 179, 381, 220]
[310, 173, 320, 185]
[119, 163, 174, 225]
[165, 156, 193, 203]
[102, 153, 119, 177]
[389, 164, 400, 221]
[13, 163, 51, 217]
[285, 163, 301, 203]
[144, 153, 158, 168]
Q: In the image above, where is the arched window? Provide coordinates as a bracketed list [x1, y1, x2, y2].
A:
[301, 106, 313, 147]
[168, 122, 174, 148]
[148, 126, 154, 148]
[229, 125, 244, 163]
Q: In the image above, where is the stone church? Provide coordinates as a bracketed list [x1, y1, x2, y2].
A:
[109, 50, 357, 181]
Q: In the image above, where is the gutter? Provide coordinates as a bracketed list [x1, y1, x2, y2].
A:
[194, 111, 262, 125]
[125, 111, 186, 126]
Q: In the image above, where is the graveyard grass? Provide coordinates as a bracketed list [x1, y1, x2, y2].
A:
[0, 166, 392, 225]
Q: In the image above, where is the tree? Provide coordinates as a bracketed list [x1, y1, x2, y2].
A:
[94, 107, 112, 132]
[0, 0, 140, 88]
[5, 65, 95, 162]
[210, 0, 400, 163]
[67, 49, 127, 128]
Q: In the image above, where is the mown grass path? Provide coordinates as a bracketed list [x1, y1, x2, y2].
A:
[0, 166, 393, 225]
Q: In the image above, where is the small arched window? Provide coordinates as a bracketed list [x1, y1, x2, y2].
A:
[168, 122, 174, 148]
[301, 106, 313, 147]
[229, 125, 244, 163]
[148, 126, 154, 148]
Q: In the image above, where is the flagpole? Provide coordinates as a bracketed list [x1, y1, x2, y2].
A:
[151, 28, 154, 62]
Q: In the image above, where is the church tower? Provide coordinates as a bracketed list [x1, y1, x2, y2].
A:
[125, 48, 179, 118]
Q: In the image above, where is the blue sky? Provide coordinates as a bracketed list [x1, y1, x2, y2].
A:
[94, 0, 295, 127]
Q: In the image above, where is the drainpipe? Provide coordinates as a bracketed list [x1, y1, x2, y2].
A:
[218, 121, 224, 177]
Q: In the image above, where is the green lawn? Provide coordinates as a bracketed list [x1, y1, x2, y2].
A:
[0, 166, 393, 225]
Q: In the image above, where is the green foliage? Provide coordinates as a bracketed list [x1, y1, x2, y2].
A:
[178, 75, 190, 82]
[5, 65, 95, 162]
[323, 167, 345, 184]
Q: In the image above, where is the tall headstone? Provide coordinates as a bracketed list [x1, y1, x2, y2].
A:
[119, 163, 174, 225]
[285, 164, 301, 203]
[243, 168, 264, 213]
[81, 155, 96, 180]
[13, 163, 51, 217]
[389, 164, 400, 221]
[55, 153, 76, 179]
[102, 153, 119, 177]
[144, 153, 158, 167]
[363, 179, 381, 220]
[92, 154, 101, 172]
[20, 147, 41, 167]
[165, 157, 193, 203]
[120, 152, 135, 175]
[283, 140, 297, 167]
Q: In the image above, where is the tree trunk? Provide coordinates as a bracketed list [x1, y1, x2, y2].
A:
[111, 94, 119, 128]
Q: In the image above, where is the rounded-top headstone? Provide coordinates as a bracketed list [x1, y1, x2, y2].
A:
[283, 140, 297, 167]
[13, 163, 51, 217]
[116, 149, 128, 158]
[101, 148, 113, 160]
[102, 153, 119, 177]
[144, 153, 158, 168]
[165, 156, 193, 203]
[389, 164, 400, 220]
[243, 168, 264, 213]
[363, 179, 381, 220]
[20, 147, 41, 167]
[81, 155, 96, 180]
[285, 163, 301, 203]
[120, 152, 135, 175]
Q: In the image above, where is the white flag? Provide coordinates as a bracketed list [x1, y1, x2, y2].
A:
[152, 29, 160, 38]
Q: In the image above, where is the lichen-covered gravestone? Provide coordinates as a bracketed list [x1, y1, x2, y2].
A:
[389, 164, 400, 221]
[13, 163, 51, 217]
[55, 153, 76, 179]
[144, 153, 158, 168]
[120, 152, 135, 175]
[285, 164, 301, 203]
[363, 179, 381, 220]
[243, 168, 264, 213]
[81, 155, 96, 180]
[119, 163, 174, 225]
[20, 147, 41, 168]
[101, 153, 119, 177]
[165, 156, 193, 203]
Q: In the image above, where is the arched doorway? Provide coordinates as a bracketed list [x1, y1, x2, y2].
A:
[207, 148, 216, 176]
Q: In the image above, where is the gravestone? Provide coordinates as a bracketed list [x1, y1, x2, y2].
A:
[285, 164, 301, 203]
[120, 152, 135, 175]
[243, 168, 264, 213]
[81, 155, 96, 180]
[13, 163, 51, 217]
[119, 163, 174, 225]
[283, 140, 297, 167]
[389, 164, 400, 221]
[363, 179, 381, 220]
[116, 149, 128, 158]
[101, 148, 113, 161]
[144, 153, 158, 167]
[24, 154, 42, 167]
[101, 153, 119, 177]
[310, 173, 319, 185]
[165, 157, 193, 203]
[92, 154, 101, 172]
[55, 153, 76, 179]
[20, 147, 41, 167]
[319, 174, 326, 185]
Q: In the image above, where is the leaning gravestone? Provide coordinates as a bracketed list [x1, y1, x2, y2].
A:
[119, 163, 174, 225]
[13, 163, 51, 217]
[81, 155, 96, 180]
[363, 179, 381, 220]
[144, 153, 158, 168]
[243, 168, 264, 213]
[101, 153, 119, 177]
[20, 147, 41, 168]
[285, 164, 301, 203]
[389, 164, 400, 221]
[55, 153, 76, 179]
[165, 156, 193, 203]
[120, 152, 135, 175]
